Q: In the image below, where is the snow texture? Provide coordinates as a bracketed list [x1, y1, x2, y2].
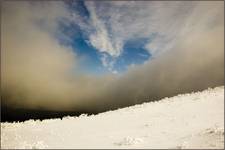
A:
[1, 86, 224, 149]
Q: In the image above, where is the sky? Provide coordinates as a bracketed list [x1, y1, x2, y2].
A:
[1, 1, 224, 113]
[57, 0, 153, 74]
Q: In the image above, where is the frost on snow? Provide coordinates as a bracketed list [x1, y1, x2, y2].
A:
[1, 86, 224, 149]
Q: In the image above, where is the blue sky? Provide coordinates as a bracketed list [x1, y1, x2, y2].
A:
[49, 0, 223, 76]
[57, 1, 151, 74]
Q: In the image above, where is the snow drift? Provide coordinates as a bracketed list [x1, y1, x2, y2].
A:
[1, 86, 224, 149]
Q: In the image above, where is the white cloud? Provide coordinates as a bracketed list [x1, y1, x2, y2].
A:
[100, 54, 117, 73]
[72, 1, 198, 71]
[85, 2, 123, 57]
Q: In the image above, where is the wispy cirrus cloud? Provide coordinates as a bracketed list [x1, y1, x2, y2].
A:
[68, 1, 197, 72]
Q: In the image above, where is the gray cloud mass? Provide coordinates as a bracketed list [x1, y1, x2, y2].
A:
[1, 1, 224, 113]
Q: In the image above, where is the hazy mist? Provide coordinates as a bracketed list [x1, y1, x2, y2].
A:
[1, 1, 224, 113]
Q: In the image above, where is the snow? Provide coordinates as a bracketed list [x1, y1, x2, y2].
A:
[1, 86, 224, 149]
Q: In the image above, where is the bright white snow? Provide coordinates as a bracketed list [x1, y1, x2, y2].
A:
[1, 86, 224, 149]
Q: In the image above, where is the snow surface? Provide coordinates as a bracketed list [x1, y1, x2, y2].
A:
[1, 86, 224, 149]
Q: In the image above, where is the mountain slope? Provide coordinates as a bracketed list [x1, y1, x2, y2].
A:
[1, 86, 224, 149]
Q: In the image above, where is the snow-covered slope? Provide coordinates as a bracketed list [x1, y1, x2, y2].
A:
[1, 86, 224, 149]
